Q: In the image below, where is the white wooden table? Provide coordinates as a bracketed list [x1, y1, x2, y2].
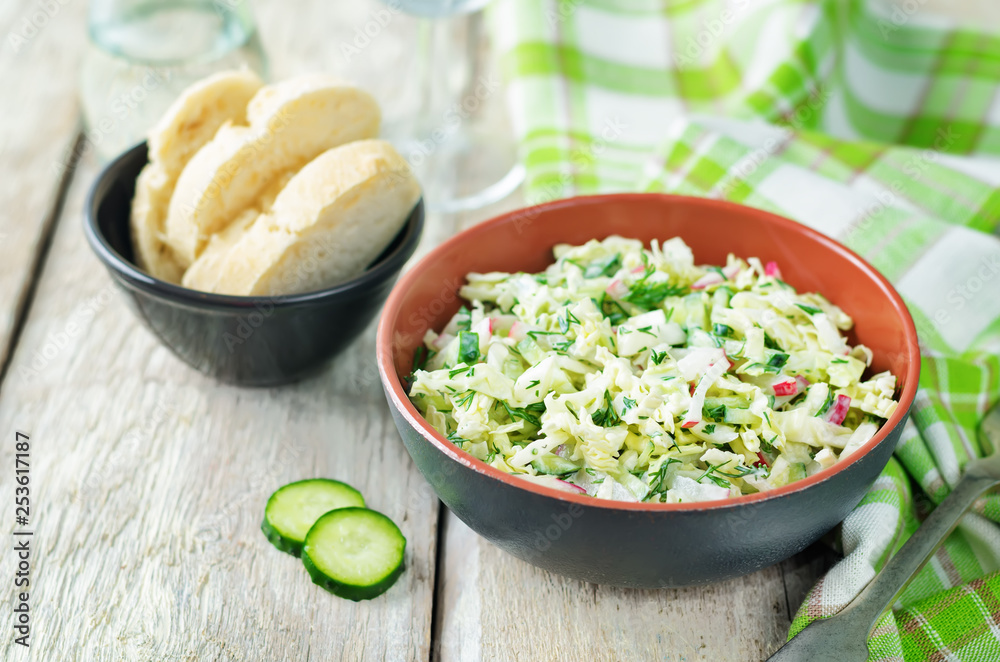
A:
[0, 1, 854, 659]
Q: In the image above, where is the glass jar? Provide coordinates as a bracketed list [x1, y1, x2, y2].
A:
[80, 0, 267, 160]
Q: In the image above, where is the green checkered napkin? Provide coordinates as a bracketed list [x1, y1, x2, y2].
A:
[489, 0, 1000, 658]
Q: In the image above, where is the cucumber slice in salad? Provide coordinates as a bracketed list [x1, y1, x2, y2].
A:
[531, 453, 580, 476]
[302, 507, 406, 601]
[261, 478, 365, 557]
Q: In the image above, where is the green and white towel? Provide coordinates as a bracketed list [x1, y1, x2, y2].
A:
[489, 0, 1000, 658]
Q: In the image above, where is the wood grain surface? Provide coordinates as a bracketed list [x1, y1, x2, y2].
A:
[0, 0, 88, 376]
[0, 2, 438, 660]
[435, 516, 791, 662]
[0, 152, 438, 661]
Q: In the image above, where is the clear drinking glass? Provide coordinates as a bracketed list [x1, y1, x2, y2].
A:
[80, 0, 267, 161]
[385, 0, 523, 213]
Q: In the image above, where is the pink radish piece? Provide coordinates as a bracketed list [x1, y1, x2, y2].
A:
[631, 265, 647, 275]
[770, 378, 798, 396]
[764, 261, 782, 278]
[605, 279, 629, 299]
[722, 264, 740, 279]
[509, 322, 528, 341]
[823, 394, 852, 425]
[691, 272, 724, 290]
[555, 479, 587, 494]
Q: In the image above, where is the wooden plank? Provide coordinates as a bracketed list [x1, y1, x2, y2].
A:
[436, 516, 802, 662]
[779, 542, 840, 624]
[0, 149, 438, 660]
[0, 0, 88, 374]
[0, 1, 441, 658]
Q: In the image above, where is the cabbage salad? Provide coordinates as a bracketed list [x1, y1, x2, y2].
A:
[407, 236, 899, 503]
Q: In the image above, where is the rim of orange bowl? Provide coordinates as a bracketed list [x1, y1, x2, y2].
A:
[377, 193, 921, 512]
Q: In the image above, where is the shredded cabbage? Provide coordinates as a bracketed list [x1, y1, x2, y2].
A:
[407, 236, 899, 503]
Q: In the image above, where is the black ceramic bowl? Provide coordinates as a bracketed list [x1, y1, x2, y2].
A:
[85, 142, 424, 386]
[377, 193, 920, 588]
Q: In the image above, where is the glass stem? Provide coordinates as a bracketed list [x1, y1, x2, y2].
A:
[458, 12, 483, 111]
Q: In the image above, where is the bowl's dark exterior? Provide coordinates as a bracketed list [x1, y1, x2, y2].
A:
[84, 142, 424, 387]
[388, 400, 907, 588]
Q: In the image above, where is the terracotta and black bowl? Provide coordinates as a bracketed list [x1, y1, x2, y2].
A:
[376, 193, 919, 588]
[85, 142, 424, 386]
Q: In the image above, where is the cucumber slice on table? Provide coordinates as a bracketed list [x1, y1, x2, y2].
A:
[302, 507, 406, 601]
[261, 479, 365, 557]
